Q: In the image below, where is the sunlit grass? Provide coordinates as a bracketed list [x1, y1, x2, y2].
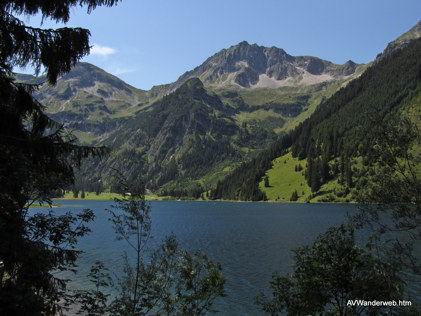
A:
[259, 152, 311, 202]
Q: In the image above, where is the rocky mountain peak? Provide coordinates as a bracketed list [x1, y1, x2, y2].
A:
[171, 41, 358, 90]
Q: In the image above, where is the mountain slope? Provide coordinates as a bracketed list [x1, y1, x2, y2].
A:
[211, 38, 421, 201]
[16, 63, 157, 143]
[377, 20, 421, 60]
[79, 78, 279, 195]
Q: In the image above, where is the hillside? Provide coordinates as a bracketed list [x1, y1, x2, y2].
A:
[77, 78, 279, 196]
[377, 20, 421, 60]
[16, 63, 156, 143]
[211, 38, 421, 201]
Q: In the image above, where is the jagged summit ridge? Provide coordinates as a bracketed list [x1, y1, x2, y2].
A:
[171, 41, 359, 89]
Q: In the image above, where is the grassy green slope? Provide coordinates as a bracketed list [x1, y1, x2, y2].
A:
[258, 152, 310, 202]
[260, 152, 363, 203]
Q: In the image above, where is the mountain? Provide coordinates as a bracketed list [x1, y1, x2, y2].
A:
[377, 20, 421, 60]
[211, 38, 421, 201]
[165, 41, 359, 91]
[15, 22, 421, 197]
[16, 63, 157, 143]
[14, 42, 364, 194]
[80, 78, 278, 195]
[73, 43, 364, 194]
[14, 42, 364, 148]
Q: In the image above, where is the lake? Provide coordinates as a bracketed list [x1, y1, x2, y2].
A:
[37, 200, 419, 315]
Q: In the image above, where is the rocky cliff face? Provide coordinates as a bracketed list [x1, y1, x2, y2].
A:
[169, 41, 358, 90]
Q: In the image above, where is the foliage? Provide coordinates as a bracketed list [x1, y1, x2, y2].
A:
[106, 238, 225, 316]
[1, 1, 121, 84]
[263, 176, 270, 188]
[73, 260, 113, 316]
[289, 189, 298, 201]
[353, 116, 421, 272]
[257, 225, 405, 316]
[0, 1, 118, 315]
[76, 178, 225, 315]
[0, 208, 95, 316]
[160, 181, 205, 199]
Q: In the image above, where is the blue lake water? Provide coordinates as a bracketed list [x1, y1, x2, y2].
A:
[35, 200, 419, 315]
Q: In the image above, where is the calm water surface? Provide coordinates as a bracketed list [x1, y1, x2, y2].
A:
[39, 200, 419, 315]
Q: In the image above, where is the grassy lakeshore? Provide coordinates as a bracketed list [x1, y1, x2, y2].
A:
[55, 191, 355, 204]
[25, 202, 61, 208]
[57, 191, 170, 201]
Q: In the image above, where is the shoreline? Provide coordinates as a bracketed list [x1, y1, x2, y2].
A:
[54, 193, 355, 205]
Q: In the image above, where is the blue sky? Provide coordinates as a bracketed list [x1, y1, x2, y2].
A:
[17, 0, 421, 90]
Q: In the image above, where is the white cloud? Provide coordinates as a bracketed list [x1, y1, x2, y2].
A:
[108, 66, 136, 75]
[90, 44, 117, 56]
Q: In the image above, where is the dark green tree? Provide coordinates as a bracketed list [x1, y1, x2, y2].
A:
[0, 1, 118, 315]
[345, 158, 353, 188]
[340, 153, 346, 184]
[257, 225, 405, 316]
[310, 158, 321, 193]
[289, 189, 298, 202]
[320, 155, 330, 184]
[264, 176, 270, 188]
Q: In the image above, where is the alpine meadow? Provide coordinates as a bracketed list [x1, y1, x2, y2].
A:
[1, 1, 420, 315]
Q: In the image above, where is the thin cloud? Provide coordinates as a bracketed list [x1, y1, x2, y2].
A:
[108, 65, 136, 75]
[90, 44, 117, 56]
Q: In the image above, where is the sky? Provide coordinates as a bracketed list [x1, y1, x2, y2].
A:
[16, 0, 421, 90]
